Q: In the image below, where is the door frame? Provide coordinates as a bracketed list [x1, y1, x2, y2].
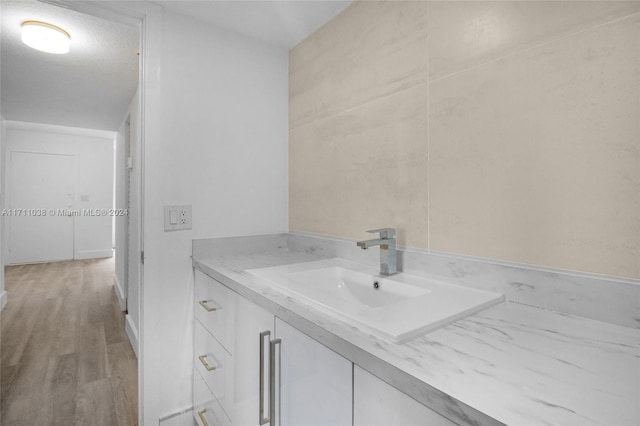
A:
[123, 115, 131, 312]
[38, 2, 159, 424]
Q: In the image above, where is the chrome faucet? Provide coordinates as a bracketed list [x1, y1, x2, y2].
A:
[357, 228, 397, 276]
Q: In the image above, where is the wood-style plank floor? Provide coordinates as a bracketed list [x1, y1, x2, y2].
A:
[0, 258, 138, 425]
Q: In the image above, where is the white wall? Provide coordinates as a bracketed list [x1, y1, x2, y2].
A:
[4, 121, 115, 262]
[141, 9, 289, 422]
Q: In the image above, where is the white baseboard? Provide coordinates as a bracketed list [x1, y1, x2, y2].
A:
[0, 291, 7, 311]
[125, 314, 139, 358]
[75, 249, 114, 260]
[114, 275, 127, 311]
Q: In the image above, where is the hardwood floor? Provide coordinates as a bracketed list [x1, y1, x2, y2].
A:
[0, 258, 138, 425]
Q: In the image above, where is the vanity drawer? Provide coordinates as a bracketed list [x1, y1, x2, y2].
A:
[195, 318, 234, 420]
[195, 270, 235, 352]
[194, 369, 231, 426]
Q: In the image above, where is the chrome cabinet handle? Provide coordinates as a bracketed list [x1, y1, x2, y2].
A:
[199, 300, 217, 312]
[197, 408, 211, 426]
[198, 354, 216, 372]
[259, 331, 271, 425]
[269, 338, 281, 426]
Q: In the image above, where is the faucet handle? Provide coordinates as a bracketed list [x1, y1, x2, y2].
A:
[366, 228, 396, 239]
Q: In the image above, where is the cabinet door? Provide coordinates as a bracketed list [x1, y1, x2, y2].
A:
[275, 318, 352, 426]
[231, 293, 275, 426]
[354, 366, 456, 426]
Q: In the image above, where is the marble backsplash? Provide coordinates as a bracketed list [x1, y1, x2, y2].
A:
[193, 232, 640, 329]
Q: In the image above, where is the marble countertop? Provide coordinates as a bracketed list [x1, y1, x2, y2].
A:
[193, 243, 639, 426]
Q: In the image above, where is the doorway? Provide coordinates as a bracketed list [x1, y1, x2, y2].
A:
[0, 0, 143, 424]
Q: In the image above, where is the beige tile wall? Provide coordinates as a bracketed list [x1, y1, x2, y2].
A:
[289, 0, 429, 247]
[289, 1, 640, 279]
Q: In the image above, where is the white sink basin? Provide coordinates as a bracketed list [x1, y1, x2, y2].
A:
[247, 258, 503, 343]
[289, 266, 430, 308]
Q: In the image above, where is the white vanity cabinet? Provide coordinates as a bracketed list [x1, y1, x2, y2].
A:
[353, 366, 456, 426]
[230, 298, 352, 426]
[194, 268, 352, 426]
[195, 268, 275, 426]
[193, 270, 235, 426]
[194, 267, 449, 426]
[275, 318, 352, 426]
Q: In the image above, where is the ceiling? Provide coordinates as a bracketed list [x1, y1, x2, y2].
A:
[0, 0, 350, 132]
[153, 1, 351, 49]
[0, 0, 140, 131]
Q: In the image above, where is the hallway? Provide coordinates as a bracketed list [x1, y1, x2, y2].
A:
[0, 258, 137, 425]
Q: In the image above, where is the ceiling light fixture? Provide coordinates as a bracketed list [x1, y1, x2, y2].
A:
[21, 21, 70, 54]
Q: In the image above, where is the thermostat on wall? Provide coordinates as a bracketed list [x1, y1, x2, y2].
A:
[163, 204, 192, 231]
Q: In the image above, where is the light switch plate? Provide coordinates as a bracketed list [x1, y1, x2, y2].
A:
[163, 205, 192, 231]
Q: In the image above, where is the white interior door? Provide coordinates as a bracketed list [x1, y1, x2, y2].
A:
[9, 151, 75, 264]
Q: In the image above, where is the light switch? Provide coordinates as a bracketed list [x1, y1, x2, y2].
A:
[163, 204, 192, 231]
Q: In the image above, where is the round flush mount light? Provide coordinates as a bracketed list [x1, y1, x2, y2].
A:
[21, 21, 70, 54]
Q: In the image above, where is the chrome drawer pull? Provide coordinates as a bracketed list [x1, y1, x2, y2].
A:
[269, 338, 281, 426]
[199, 300, 217, 312]
[198, 354, 216, 371]
[197, 408, 211, 426]
[259, 331, 271, 425]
